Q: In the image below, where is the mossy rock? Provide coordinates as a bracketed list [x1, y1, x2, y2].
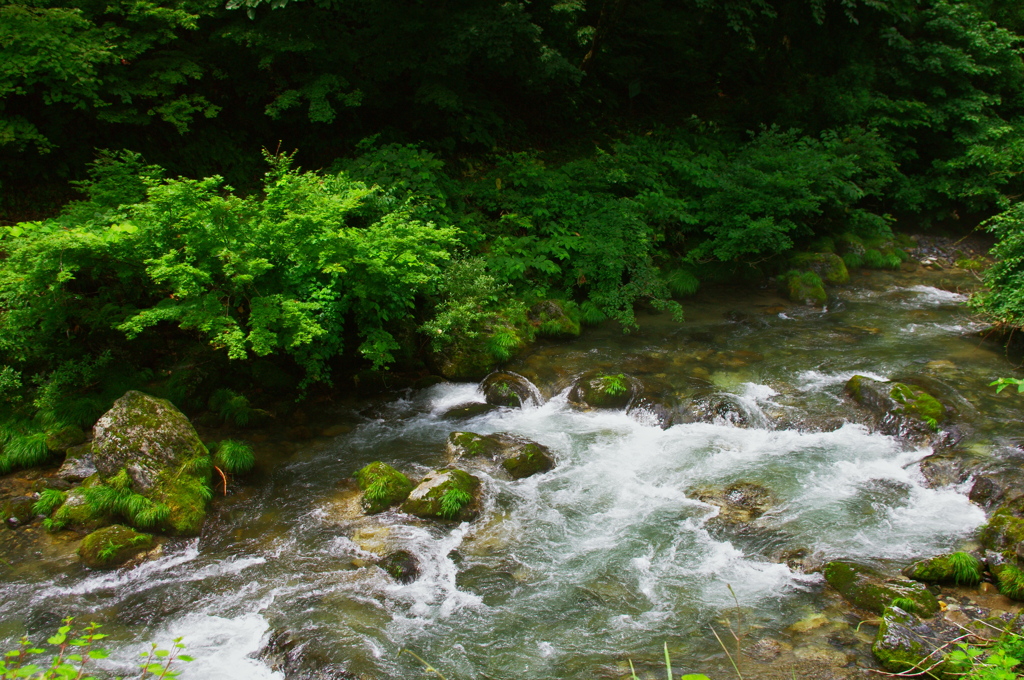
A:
[872, 606, 954, 677]
[92, 391, 212, 535]
[902, 552, 982, 586]
[78, 524, 155, 569]
[790, 252, 850, 285]
[528, 300, 581, 339]
[568, 373, 634, 409]
[52, 474, 112, 531]
[442, 402, 499, 420]
[890, 383, 945, 424]
[985, 553, 1024, 601]
[400, 469, 481, 522]
[979, 507, 1024, 554]
[354, 462, 414, 514]
[446, 431, 555, 480]
[1, 495, 37, 527]
[480, 371, 538, 408]
[432, 341, 498, 381]
[378, 549, 419, 583]
[823, 560, 939, 617]
[845, 376, 946, 436]
[57, 443, 97, 483]
[780, 270, 828, 306]
[692, 482, 776, 523]
[45, 426, 86, 453]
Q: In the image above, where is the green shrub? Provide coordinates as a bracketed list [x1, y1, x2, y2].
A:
[212, 439, 255, 474]
[439, 487, 472, 520]
[32, 489, 66, 517]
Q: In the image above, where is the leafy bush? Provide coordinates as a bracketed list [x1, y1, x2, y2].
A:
[439, 487, 472, 519]
[211, 440, 255, 474]
[972, 203, 1024, 328]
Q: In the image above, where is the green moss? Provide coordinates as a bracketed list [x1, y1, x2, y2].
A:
[529, 300, 581, 339]
[996, 563, 1024, 600]
[501, 442, 555, 479]
[573, 373, 633, 409]
[790, 252, 850, 285]
[400, 469, 480, 521]
[903, 553, 982, 586]
[781, 270, 827, 305]
[980, 509, 1024, 553]
[45, 425, 86, 453]
[890, 383, 945, 424]
[78, 524, 155, 569]
[355, 462, 414, 514]
[824, 561, 939, 617]
[447, 432, 501, 458]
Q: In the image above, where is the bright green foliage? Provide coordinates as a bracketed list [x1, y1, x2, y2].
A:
[890, 597, 919, 615]
[32, 489, 67, 516]
[208, 390, 267, 428]
[973, 203, 1024, 328]
[997, 563, 1024, 600]
[0, 618, 116, 680]
[949, 552, 984, 586]
[212, 440, 255, 474]
[948, 631, 1024, 680]
[81, 482, 173, 530]
[599, 374, 629, 397]
[0, 424, 50, 473]
[0, 151, 458, 396]
[355, 462, 414, 514]
[991, 378, 1024, 394]
[439, 487, 472, 520]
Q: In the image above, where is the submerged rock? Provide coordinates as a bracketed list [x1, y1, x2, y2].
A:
[780, 270, 827, 306]
[442, 402, 499, 420]
[845, 375, 948, 442]
[480, 371, 541, 408]
[445, 431, 554, 480]
[353, 462, 414, 514]
[568, 373, 636, 409]
[400, 469, 481, 522]
[918, 450, 986, 489]
[823, 561, 938, 617]
[692, 482, 776, 524]
[89, 391, 212, 535]
[378, 549, 419, 583]
[78, 524, 155, 569]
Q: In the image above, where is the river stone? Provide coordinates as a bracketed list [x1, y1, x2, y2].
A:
[692, 482, 776, 523]
[442, 402, 499, 420]
[969, 456, 1024, 510]
[872, 606, 954, 676]
[568, 373, 635, 409]
[378, 549, 419, 583]
[45, 426, 86, 454]
[790, 252, 850, 285]
[528, 300, 580, 339]
[918, 450, 985, 489]
[445, 431, 554, 480]
[902, 552, 982, 586]
[57, 443, 97, 483]
[844, 375, 946, 440]
[78, 524, 155, 569]
[1, 495, 36, 528]
[400, 469, 481, 522]
[91, 391, 212, 535]
[353, 462, 413, 514]
[823, 561, 939, 617]
[781, 270, 827, 306]
[480, 371, 539, 408]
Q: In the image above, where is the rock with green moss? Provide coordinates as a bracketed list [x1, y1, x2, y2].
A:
[78, 524, 155, 569]
[354, 462, 414, 514]
[845, 376, 947, 440]
[872, 606, 954, 676]
[45, 426, 86, 454]
[378, 550, 419, 583]
[569, 373, 635, 409]
[51, 474, 112, 531]
[823, 561, 939, 617]
[432, 341, 498, 381]
[442, 402, 499, 420]
[789, 253, 850, 285]
[480, 372, 539, 408]
[780, 270, 827, 306]
[979, 505, 1024, 554]
[445, 431, 554, 480]
[57, 443, 97, 483]
[528, 300, 581, 339]
[902, 552, 982, 586]
[691, 482, 776, 524]
[400, 469, 481, 522]
[1, 495, 37, 528]
[91, 391, 212, 535]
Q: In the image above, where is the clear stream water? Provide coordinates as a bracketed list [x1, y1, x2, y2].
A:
[2, 267, 1023, 679]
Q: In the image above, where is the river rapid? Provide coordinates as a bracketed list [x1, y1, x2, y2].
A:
[2, 265, 1022, 679]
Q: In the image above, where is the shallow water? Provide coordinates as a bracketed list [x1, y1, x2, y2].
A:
[2, 267, 1022, 679]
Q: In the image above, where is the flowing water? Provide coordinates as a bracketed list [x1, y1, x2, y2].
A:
[2, 267, 1023, 679]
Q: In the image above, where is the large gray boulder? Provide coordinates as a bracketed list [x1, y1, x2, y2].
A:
[88, 391, 212, 535]
[445, 431, 555, 480]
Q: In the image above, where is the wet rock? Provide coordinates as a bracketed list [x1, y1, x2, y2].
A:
[746, 637, 784, 662]
[378, 549, 419, 583]
[872, 606, 956, 675]
[442, 402, 499, 420]
[969, 456, 1024, 510]
[692, 482, 776, 524]
[823, 561, 939, 617]
[445, 431, 554, 480]
[568, 372, 636, 409]
[683, 391, 754, 427]
[480, 371, 540, 408]
[918, 451, 985, 489]
[45, 426, 86, 454]
[2, 496, 36, 528]
[902, 552, 982, 586]
[78, 524, 156, 569]
[90, 391, 212, 535]
[57, 443, 97, 483]
[528, 300, 581, 339]
[844, 375, 948, 442]
[780, 270, 827, 306]
[790, 252, 850, 285]
[353, 462, 413, 514]
[400, 469, 481, 522]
